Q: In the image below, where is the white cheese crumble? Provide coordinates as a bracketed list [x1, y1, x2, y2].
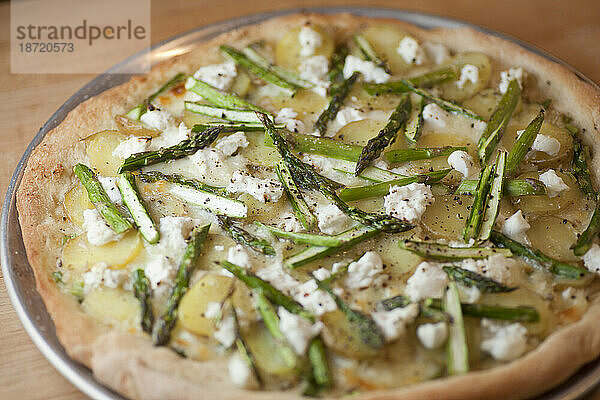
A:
[193, 61, 237, 91]
[405, 261, 448, 302]
[227, 170, 283, 203]
[532, 134, 561, 156]
[82, 262, 129, 293]
[298, 55, 330, 97]
[345, 251, 384, 289]
[293, 279, 337, 316]
[455, 64, 479, 89]
[539, 169, 569, 198]
[228, 352, 259, 389]
[82, 208, 121, 246]
[151, 122, 190, 149]
[256, 262, 300, 295]
[315, 203, 351, 235]
[501, 210, 531, 245]
[343, 55, 390, 83]
[112, 136, 150, 159]
[227, 244, 251, 269]
[214, 132, 248, 157]
[499, 67, 524, 94]
[384, 182, 434, 223]
[421, 41, 450, 65]
[189, 147, 226, 176]
[371, 303, 419, 342]
[480, 318, 528, 361]
[275, 108, 305, 133]
[396, 36, 427, 65]
[312, 267, 332, 281]
[278, 307, 323, 355]
[214, 312, 236, 348]
[140, 109, 173, 131]
[447, 150, 477, 178]
[583, 243, 600, 274]
[298, 26, 323, 57]
[98, 176, 122, 205]
[277, 212, 303, 233]
[461, 254, 520, 286]
[417, 322, 448, 349]
[458, 284, 482, 304]
[422, 103, 451, 128]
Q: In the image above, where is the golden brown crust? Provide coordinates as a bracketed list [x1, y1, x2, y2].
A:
[15, 12, 600, 400]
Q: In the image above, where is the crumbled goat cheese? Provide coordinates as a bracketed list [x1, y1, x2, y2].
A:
[417, 322, 448, 349]
[422, 41, 450, 64]
[447, 150, 477, 178]
[455, 64, 479, 89]
[204, 301, 222, 319]
[583, 243, 600, 274]
[384, 182, 434, 223]
[501, 210, 530, 245]
[82, 263, 128, 293]
[214, 312, 236, 348]
[278, 307, 323, 354]
[422, 103, 451, 128]
[480, 318, 528, 361]
[277, 212, 303, 233]
[405, 262, 448, 302]
[462, 254, 520, 286]
[372, 303, 419, 341]
[312, 268, 332, 281]
[193, 61, 237, 91]
[98, 176, 122, 205]
[499, 67, 524, 94]
[532, 134, 561, 156]
[228, 352, 259, 389]
[144, 257, 176, 291]
[275, 108, 305, 133]
[458, 284, 482, 303]
[140, 109, 173, 131]
[83, 208, 121, 246]
[299, 55, 330, 97]
[396, 36, 427, 65]
[215, 132, 248, 157]
[189, 147, 226, 175]
[343, 55, 390, 83]
[256, 262, 301, 295]
[112, 136, 150, 159]
[539, 169, 569, 198]
[227, 170, 283, 203]
[345, 251, 384, 289]
[298, 26, 322, 57]
[151, 122, 190, 149]
[227, 244, 251, 269]
[293, 279, 337, 316]
[315, 203, 351, 235]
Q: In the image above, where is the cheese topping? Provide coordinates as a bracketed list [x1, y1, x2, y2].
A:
[396, 36, 427, 65]
[343, 55, 390, 83]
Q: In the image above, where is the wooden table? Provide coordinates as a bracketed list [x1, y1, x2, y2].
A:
[1, 0, 599, 398]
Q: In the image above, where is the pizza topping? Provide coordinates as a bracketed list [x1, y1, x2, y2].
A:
[192, 60, 238, 91]
[416, 321, 448, 349]
[421, 41, 450, 65]
[278, 307, 323, 354]
[405, 261, 448, 302]
[226, 170, 283, 203]
[82, 262, 129, 293]
[422, 103, 450, 128]
[343, 55, 390, 83]
[82, 209, 123, 246]
[228, 352, 260, 389]
[298, 26, 323, 57]
[214, 131, 249, 156]
[396, 36, 427, 65]
[447, 150, 477, 178]
[539, 169, 569, 197]
[480, 318, 528, 361]
[455, 64, 479, 89]
[315, 203, 351, 235]
[112, 136, 150, 160]
[499, 67, 525, 94]
[582, 243, 600, 274]
[371, 303, 419, 341]
[344, 251, 384, 289]
[274, 107, 305, 133]
[384, 182, 434, 223]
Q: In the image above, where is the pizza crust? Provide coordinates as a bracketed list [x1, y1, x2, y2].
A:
[15, 12, 600, 400]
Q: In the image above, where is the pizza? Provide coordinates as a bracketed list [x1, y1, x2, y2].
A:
[15, 12, 600, 400]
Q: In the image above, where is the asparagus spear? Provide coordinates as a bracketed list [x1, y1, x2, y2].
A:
[285, 225, 380, 269]
[572, 201, 600, 256]
[193, 122, 285, 132]
[490, 231, 590, 280]
[477, 79, 521, 164]
[185, 102, 268, 123]
[362, 66, 457, 95]
[442, 266, 516, 293]
[505, 110, 545, 177]
[400, 80, 483, 121]
[339, 169, 451, 202]
[264, 130, 364, 162]
[133, 269, 154, 334]
[217, 216, 275, 255]
[241, 45, 314, 89]
[307, 337, 332, 389]
[255, 293, 298, 369]
[117, 172, 160, 243]
[126, 73, 186, 120]
[276, 162, 316, 230]
[315, 278, 385, 349]
[329, 158, 405, 182]
[479, 151, 506, 241]
[314, 72, 359, 136]
[256, 222, 342, 247]
[73, 164, 132, 233]
[355, 94, 412, 175]
[455, 178, 546, 197]
[232, 306, 263, 388]
[572, 137, 596, 198]
[380, 295, 540, 323]
[444, 281, 469, 375]
[404, 96, 425, 143]
[118, 125, 223, 172]
[463, 164, 494, 242]
[185, 76, 267, 112]
[153, 224, 210, 345]
[138, 171, 247, 218]
[398, 240, 512, 261]
[384, 146, 467, 164]
[353, 34, 390, 73]
[258, 112, 415, 233]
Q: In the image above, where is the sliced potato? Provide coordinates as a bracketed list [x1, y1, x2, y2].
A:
[440, 53, 491, 102]
[359, 24, 411, 74]
[421, 194, 472, 241]
[178, 274, 234, 336]
[275, 25, 335, 70]
[239, 131, 280, 167]
[114, 115, 161, 137]
[335, 119, 388, 146]
[528, 216, 579, 262]
[321, 309, 379, 359]
[512, 171, 580, 215]
[348, 84, 404, 111]
[462, 88, 500, 121]
[82, 287, 140, 327]
[86, 130, 128, 177]
[244, 323, 297, 378]
[62, 231, 142, 274]
[267, 89, 328, 118]
[63, 184, 93, 228]
[231, 70, 252, 97]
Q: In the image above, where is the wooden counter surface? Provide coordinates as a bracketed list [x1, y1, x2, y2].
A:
[1, 0, 599, 398]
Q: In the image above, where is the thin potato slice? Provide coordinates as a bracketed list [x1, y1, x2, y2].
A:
[528, 216, 580, 262]
[63, 184, 93, 227]
[239, 131, 280, 167]
[512, 171, 580, 215]
[359, 24, 411, 74]
[82, 287, 140, 328]
[440, 53, 491, 102]
[321, 309, 379, 359]
[86, 130, 129, 177]
[231, 70, 252, 97]
[114, 115, 161, 137]
[244, 323, 297, 378]
[275, 25, 335, 70]
[421, 195, 472, 240]
[335, 119, 388, 146]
